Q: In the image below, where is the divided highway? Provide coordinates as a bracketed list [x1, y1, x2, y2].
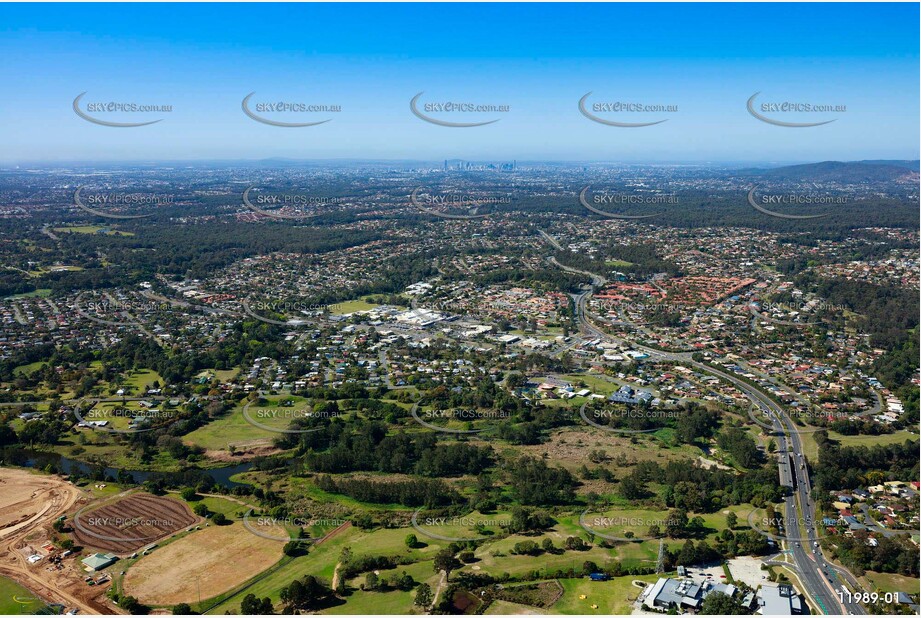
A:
[570, 281, 866, 615]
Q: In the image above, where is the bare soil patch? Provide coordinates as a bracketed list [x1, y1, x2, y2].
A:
[0, 468, 116, 614]
[123, 522, 283, 606]
[72, 493, 196, 554]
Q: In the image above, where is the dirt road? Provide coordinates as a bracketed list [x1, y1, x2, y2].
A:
[0, 467, 120, 614]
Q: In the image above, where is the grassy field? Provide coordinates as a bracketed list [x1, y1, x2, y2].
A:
[195, 494, 256, 519]
[205, 524, 359, 614]
[183, 395, 311, 450]
[802, 429, 918, 461]
[4, 288, 51, 300]
[205, 522, 456, 614]
[562, 373, 629, 397]
[863, 571, 921, 594]
[12, 361, 48, 376]
[122, 369, 164, 393]
[514, 426, 705, 475]
[349, 559, 438, 591]
[321, 589, 415, 614]
[213, 369, 240, 382]
[53, 225, 134, 236]
[288, 478, 407, 512]
[0, 576, 45, 614]
[53, 433, 188, 472]
[554, 574, 659, 614]
[77, 479, 130, 500]
[329, 300, 381, 315]
[577, 504, 755, 547]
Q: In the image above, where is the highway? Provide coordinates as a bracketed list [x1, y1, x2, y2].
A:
[570, 281, 866, 615]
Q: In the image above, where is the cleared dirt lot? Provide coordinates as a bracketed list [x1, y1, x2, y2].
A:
[0, 468, 70, 536]
[122, 522, 283, 606]
[72, 493, 197, 554]
[0, 468, 117, 615]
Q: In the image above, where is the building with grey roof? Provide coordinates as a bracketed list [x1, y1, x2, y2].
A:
[757, 583, 803, 615]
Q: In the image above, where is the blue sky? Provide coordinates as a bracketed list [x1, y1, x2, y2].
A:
[0, 3, 918, 163]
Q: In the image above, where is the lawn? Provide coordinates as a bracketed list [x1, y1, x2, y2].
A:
[204, 524, 444, 614]
[183, 395, 312, 450]
[468, 543, 616, 579]
[562, 373, 625, 397]
[0, 576, 45, 614]
[54, 435, 188, 472]
[195, 494, 256, 519]
[213, 369, 240, 382]
[834, 431, 918, 449]
[411, 510, 511, 542]
[53, 225, 134, 236]
[802, 429, 918, 461]
[329, 300, 381, 315]
[12, 361, 48, 376]
[321, 588, 415, 614]
[122, 369, 164, 393]
[554, 574, 659, 615]
[864, 571, 921, 594]
[76, 479, 130, 500]
[578, 504, 755, 546]
[4, 288, 52, 300]
[351, 559, 438, 591]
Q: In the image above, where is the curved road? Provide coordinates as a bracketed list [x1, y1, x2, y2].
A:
[567, 269, 865, 615]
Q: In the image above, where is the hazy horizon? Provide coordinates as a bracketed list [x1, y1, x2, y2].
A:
[1, 3, 918, 163]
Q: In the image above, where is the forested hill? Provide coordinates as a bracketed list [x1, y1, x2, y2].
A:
[749, 160, 919, 183]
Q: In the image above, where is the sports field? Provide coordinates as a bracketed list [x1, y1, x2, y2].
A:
[0, 576, 45, 614]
